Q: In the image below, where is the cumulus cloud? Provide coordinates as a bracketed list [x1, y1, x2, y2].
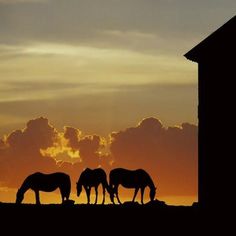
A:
[63, 126, 81, 151]
[0, 138, 6, 149]
[41, 126, 106, 167]
[0, 117, 58, 187]
[0, 116, 197, 200]
[40, 131, 81, 164]
[78, 135, 104, 165]
[0, 117, 109, 189]
[110, 117, 198, 196]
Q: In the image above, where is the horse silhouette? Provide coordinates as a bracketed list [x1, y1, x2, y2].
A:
[16, 172, 71, 204]
[76, 168, 110, 204]
[109, 168, 156, 204]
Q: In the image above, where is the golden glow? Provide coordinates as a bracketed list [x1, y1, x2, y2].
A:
[0, 43, 196, 85]
[40, 133, 81, 163]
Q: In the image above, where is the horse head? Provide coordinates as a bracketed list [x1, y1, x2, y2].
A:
[149, 186, 156, 201]
[76, 182, 82, 197]
[16, 189, 24, 204]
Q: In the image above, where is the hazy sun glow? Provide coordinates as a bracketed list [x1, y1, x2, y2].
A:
[0, 42, 196, 85]
[40, 132, 81, 163]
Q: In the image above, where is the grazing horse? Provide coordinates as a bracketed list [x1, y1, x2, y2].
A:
[76, 168, 110, 204]
[16, 172, 71, 204]
[109, 168, 156, 204]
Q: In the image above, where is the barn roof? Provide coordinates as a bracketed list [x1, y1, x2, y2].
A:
[184, 15, 236, 63]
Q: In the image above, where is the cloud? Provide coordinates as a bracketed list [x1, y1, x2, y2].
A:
[0, 116, 197, 201]
[40, 126, 107, 169]
[0, 80, 95, 105]
[0, 117, 110, 189]
[77, 135, 105, 167]
[63, 126, 81, 151]
[0, 82, 197, 140]
[0, 0, 234, 54]
[0, 138, 5, 149]
[62, 126, 112, 167]
[0, 117, 58, 187]
[39, 131, 81, 164]
[0, 81, 84, 94]
[0, 0, 48, 4]
[110, 117, 198, 196]
[5, 116, 57, 151]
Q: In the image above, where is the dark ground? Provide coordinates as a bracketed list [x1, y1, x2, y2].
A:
[0, 200, 208, 234]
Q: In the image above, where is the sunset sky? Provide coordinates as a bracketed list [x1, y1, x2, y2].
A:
[0, 0, 235, 205]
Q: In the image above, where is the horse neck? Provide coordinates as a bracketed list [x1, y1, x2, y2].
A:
[19, 179, 31, 195]
[77, 177, 83, 188]
[147, 176, 155, 191]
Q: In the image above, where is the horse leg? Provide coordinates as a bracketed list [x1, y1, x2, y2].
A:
[109, 185, 115, 204]
[85, 186, 91, 204]
[102, 184, 105, 205]
[132, 188, 139, 202]
[117, 194, 122, 204]
[140, 187, 145, 205]
[115, 185, 122, 204]
[95, 186, 98, 205]
[35, 190, 40, 205]
[59, 187, 65, 203]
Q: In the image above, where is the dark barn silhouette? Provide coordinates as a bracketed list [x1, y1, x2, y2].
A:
[184, 15, 236, 208]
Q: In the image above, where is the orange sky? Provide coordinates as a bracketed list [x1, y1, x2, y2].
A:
[0, 117, 198, 205]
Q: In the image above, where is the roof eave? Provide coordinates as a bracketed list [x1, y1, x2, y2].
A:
[184, 51, 199, 63]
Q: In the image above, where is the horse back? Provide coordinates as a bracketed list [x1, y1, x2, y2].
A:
[80, 168, 107, 185]
[109, 168, 150, 187]
[30, 172, 70, 192]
